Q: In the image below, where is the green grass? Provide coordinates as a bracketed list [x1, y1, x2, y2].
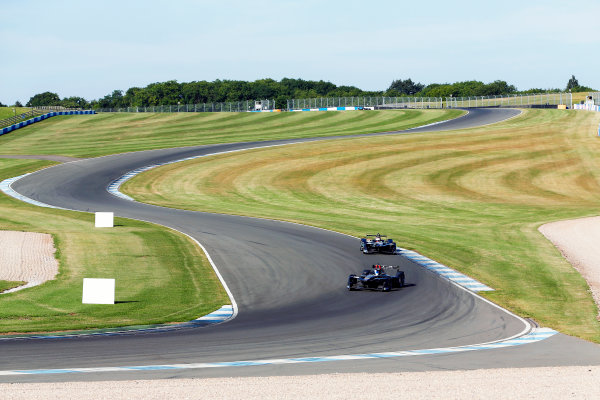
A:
[0, 159, 228, 333]
[0, 107, 31, 120]
[123, 108, 600, 342]
[0, 107, 33, 128]
[0, 281, 26, 292]
[0, 109, 458, 333]
[0, 109, 463, 157]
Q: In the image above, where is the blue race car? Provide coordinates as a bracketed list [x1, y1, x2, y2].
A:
[347, 265, 405, 292]
[360, 233, 397, 254]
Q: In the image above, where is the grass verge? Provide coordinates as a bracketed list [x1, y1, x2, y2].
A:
[0, 159, 227, 333]
[123, 108, 600, 342]
[0, 109, 463, 157]
[0, 107, 31, 121]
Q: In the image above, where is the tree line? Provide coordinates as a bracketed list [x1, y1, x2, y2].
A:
[7, 76, 596, 110]
[21, 79, 380, 110]
[387, 75, 595, 98]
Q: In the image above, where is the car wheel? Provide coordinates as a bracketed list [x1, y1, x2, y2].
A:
[348, 275, 357, 291]
[383, 279, 391, 292]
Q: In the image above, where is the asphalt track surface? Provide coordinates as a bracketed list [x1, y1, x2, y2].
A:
[2, 108, 600, 382]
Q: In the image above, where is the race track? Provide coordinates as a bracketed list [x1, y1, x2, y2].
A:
[3, 108, 600, 382]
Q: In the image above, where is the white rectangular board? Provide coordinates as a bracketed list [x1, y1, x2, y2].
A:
[82, 278, 115, 304]
[95, 212, 114, 228]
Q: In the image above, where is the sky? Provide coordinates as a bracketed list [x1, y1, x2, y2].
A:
[2, 0, 599, 105]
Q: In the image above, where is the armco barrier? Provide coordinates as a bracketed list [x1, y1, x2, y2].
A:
[0, 110, 95, 136]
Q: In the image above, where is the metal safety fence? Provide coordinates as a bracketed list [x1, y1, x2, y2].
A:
[94, 92, 580, 114]
[287, 97, 443, 110]
[97, 99, 275, 113]
[1, 110, 95, 136]
[288, 93, 574, 110]
[573, 92, 600, 112]
[445, 92, 573, 109]
[0, 108, 47, 129]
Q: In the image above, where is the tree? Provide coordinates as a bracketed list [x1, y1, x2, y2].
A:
[519, 87, 561, 94]
[61, 96, 89, 109]
[564, 75, 596, 92]
[483, 80, 516, 96]
[110, 90, 124, 108]
[97, 90, 124, 109]
[420, 83, 456, 98]
[123, 87, 142, 107]
[181, 81, 212, 104]
[387, 78, 424, 95]
[0, 100, 4, 107]
[14, 100, 23, 107]
[566, 75, 579, 91]
[275, 94, 288, 109]
[26, 92, 61, 107]
[158, 80, 183, 105]
[97, 94, 113, 109]
[251, 79, 280, 100]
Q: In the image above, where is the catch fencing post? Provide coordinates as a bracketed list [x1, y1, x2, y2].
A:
[570, 92, 574, 108]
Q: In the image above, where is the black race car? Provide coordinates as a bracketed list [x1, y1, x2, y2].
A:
[360, 233, 396, 254]
[347, 265, 405, 292]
